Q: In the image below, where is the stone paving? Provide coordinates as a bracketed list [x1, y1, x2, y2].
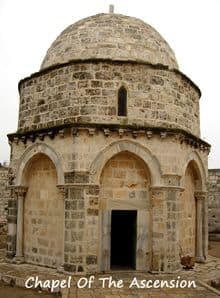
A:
[0, 249, 219, 297]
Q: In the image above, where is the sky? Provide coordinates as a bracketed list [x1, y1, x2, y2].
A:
[0, 0, 219, 168]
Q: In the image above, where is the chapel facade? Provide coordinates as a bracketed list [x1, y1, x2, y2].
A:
[7, 11, 210, 273]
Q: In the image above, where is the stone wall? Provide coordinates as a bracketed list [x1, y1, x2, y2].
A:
[100, 152, 150, 201]
[8, 130, 208, 183]
[179, 164, 196, 255]
[18, 61, 200, 136]
[208, 169, 220, 241]
[6, 128, 209, 272]
[0, 165, 9, 248]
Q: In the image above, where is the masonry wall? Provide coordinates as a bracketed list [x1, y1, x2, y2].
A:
[9, 130, 208, 181]
[18, 62, 200, 136]
[208, 169, 220, 241]
[179, 164, 196, 255]
[0, 165, 9, 248]
[7, 129, 209, 272]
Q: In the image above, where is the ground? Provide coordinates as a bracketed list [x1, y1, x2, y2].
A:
[0, 244, 219, 297]
[0, 281, 59, 298]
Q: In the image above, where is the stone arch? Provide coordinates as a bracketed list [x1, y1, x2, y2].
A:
[15, 143, 64, 185]
[90, 140, 162, 186]
[22, 153, 64, 268]
[98, 150, 152, 271]
[179, 150, 207, 260]
[181, 151, 206, 191]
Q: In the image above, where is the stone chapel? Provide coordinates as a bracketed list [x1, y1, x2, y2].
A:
[7, 11, 210, 273]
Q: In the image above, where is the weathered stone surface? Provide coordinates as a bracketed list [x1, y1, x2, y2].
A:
[41, 13, 178, 70]
[18, 62, 200, 136]
[86, 255, 97, 265]
[0, 165, 9, 249]
[208, 169, 220, 240]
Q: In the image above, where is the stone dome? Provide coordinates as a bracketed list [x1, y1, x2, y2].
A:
[41, 13, 178, 70]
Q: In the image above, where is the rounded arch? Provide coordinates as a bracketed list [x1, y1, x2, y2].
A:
[89, 140, 162, 186]
[181, 151, 206, 191]
[15, 143, 64, 185]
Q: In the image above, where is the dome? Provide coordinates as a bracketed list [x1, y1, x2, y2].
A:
[41, 13, 178, 70]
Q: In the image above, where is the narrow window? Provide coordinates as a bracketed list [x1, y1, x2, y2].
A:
[118, 86, 127, 116]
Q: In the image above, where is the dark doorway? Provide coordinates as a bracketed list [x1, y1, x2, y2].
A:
[110, 210, 137, 270]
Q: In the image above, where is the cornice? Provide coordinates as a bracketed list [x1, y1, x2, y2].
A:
[7, 123, 210, 154]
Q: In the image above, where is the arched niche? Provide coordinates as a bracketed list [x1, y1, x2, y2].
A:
[179, 152, 206, 261]
[15, 143, 64, 186]
[97, 150, 154, 272]
[21, 152, 64, 268]
[181, 151, 206, 192]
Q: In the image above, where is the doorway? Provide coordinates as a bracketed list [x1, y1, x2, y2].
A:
[110, 210, 137, 270]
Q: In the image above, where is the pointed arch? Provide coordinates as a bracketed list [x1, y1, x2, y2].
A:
[15, 143, 64, 185]
[181, 151, 206, 191]
[89, 139, 162, 186]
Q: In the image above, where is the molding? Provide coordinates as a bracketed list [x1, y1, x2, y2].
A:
[8, 124, 210, 154]
[150, 186, 184, 191]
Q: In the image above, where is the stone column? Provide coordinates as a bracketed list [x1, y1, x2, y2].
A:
[14, 186, 27, 263]
[6, 196, 17, 260]
[195, 191, 206, 263]
[203, 193, 208, 259]
[56, 185, 68, 272]
[100, 210, 111, 272]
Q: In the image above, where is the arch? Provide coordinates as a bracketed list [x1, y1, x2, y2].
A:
[99, 151, 151, 271]
[118, 86, 127, 116]
[23, 152, 64, 267]
[90, 140, 162, 186]
[15, 143, 64, 185]
[181, 151, 206, 191]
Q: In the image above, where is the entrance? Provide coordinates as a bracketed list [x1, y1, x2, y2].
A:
[110, 210, 137, 270]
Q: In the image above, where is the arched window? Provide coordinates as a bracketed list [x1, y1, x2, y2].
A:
[118, 86, 127, 116]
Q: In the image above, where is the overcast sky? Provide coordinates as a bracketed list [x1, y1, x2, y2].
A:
[0, 0, 219, 168]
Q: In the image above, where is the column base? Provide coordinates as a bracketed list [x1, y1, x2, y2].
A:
[14, 255, 25, 264]
[57, 264, 64, 273]
[6, 251, 15, 260]
[195, 256, 205, 263]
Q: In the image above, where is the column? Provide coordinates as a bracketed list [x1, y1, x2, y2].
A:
[203, 193, 208, 259]
[195, 191, 206, 263]
[56, 185, 67, 272]
[6, 194, 17, 260]
[14, 186, 27, 263]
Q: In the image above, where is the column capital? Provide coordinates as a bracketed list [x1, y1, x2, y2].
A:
[57, 185, 68, 199]
[194, 191, 207, 201]
[10, 186, 28, 199]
